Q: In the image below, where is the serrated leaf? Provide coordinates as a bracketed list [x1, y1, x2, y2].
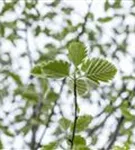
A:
[76, 79, 88, 96]
[68, 41, 87, 66]
[31, 60, 70, 79]
[81, 58, 117, 84]
[68, 79, 88, 96]
[42, 60, 69, 79]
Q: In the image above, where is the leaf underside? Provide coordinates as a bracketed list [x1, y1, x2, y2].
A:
[81, 58, 117, 84]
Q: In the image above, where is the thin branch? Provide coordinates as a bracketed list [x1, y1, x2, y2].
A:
[25, 23, 33, 68]
[70, 74, 78, 149]
[87, 113, 111, 137]
[104, 116, 124, 150]
[76, 1, 93, 40]
[36, 78, 66, 149]
[25, 23, 38, 150]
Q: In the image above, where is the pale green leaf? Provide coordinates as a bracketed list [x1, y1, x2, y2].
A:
[81, 58, 117, 84]
[42, 60, 69, 79]
[73, 135, 90, 150]
[2, 70, 22, 85]
[68, 41, 87, 66]
[31, 60, 70, 79]
[59, 117, 71, 130]
[76, 79, 88, 96]
[76, 115, 92, 132]
[120, 101, 134, 120]
[0, 140, 3, 149]
[68, 78, 89, 96]
[98, 17, 113, 23]
[71, 115, 92, 132]
[41, 142, 58, 150]
[31, 64, 44, 78]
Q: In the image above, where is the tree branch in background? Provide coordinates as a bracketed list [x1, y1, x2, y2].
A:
[76, 1, 93, 40]
[25, 23, 33, 68]
[36, 78, 66, 149]
[104, 116, 124, 150]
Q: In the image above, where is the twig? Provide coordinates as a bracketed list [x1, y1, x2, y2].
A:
[25, 24, 33, 68]
[87, 113, 111, 137]
[105, 116, 124, 150]
[70, 74, 78, 149]
[36, 78, 66, 149]
[76, 1, 93, 40]
[25, 23, 39, 150]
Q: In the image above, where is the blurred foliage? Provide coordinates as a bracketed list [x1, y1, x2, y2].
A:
[0, 0, 135, 149]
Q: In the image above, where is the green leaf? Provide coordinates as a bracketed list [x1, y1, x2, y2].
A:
[76, 115, 92, 132]
[31, 64, 43, 78]
[59, 117, 71, 130]
[113, 0, 121, 9]
[2, 70, 22, 85]
[22, 88, 38, 102]
[76, 79, 88, 96]
[42, 60, 69, 79]
[104, 0, 110, 11]
[68, 41, 87, 66]
[113, 145, 128, 150]
[32, 60, 70, 79]
[68, 78, 89, 96]
[73, 135, 90, 150]
[74, 135, 86, 145]
[41, 142, 58, 150]
[14, 84, 38, 102]
[0, 23, 5, 37]
[62, 7, 73, 14]
[71, 115, 92, 132]
[7, 71, 22, 85]
[81, 58, 117, 84]
[4, 129, 14, 137]
[120, 102, 134, 120]
[0, 140, 3, 149]
[45, 90, 59, 102]
[98, 17, 113, 23]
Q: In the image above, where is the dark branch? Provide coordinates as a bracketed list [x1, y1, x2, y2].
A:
[70, 74, 78, 149]
[87, 113, 111, 137]
[76, 1, 93, 40]
[36, 78, 66, 149]
[105, 116, 124, 150]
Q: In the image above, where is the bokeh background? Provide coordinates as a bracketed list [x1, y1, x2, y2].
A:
[0, 0, 135, 149]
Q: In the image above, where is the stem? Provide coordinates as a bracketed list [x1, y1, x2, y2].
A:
[71, 74, 78, 149]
